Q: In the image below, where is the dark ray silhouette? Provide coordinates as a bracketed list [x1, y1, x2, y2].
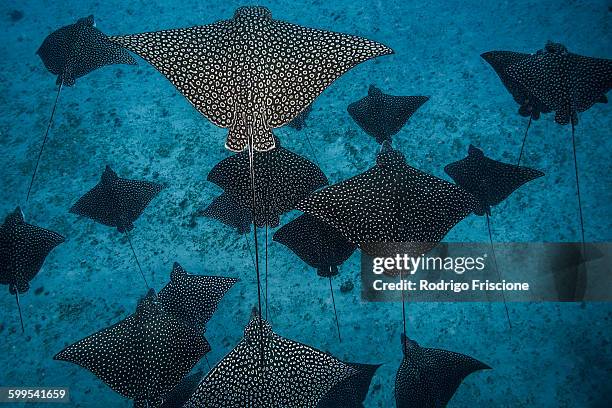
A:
[0, 207, 64, 333]
[158, 262, 238, 333]
[161, 370, 204, 408]
[347, 85, 428, 144]
[444, 144, 544, 217]
[54, 290, 210, 408]
[198, 193, 251, 235]
[395, 334, 490, 408]
[208, 139, 328, 322]
[317, 362, 380, 408]
[445, 144, 544, 326]
[273, 213, 357, 341]
[69, 165, 164, 287]
[29, 15, 136, 202]
[287, 104, 313, 130]
[185, 316, 358, 407]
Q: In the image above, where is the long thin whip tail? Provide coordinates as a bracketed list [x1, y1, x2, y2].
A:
[486, 214, 512, 329]
[571, 123, 586, 255]
[516, 116, 532, 166]
[244, 233, 256, 269]
[400, 268, 407, 353]
[27, 84, 63, 202]
[125, 229, 150, 289]
[328, 277, 341, 342]
[265, 224, 269, 320]
[15, 289, 25, 334]
[246, 124, 264, 373]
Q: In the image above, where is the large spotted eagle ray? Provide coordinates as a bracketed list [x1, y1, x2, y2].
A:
[29, 15, 136, 202]
[108, 6, 393, 152]
[444, 144, 544, 327]
[395, 334, 490, 408]
[347, 85, 429, 144]
[184, 316, 359, 407]
[297, 142, 477, 256]
[110, 4, 391, 350]
[482, 41, 611, 164]
[70, 165, 164, 288]
[54, 289, 210, 408]
[0, 207, 64, 333]
[273, 213, 357, 341]
[297, 142, 477, 345]
[158, 262, 238, 334]
[482, 42, 611, 254]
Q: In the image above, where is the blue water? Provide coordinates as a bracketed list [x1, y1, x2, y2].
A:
[1, 0, 611, 407]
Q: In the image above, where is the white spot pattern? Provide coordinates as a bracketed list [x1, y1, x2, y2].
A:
[506, 42, 612, 125]
[481, 50, 551, 120]
[157, 262, 238, 334]
[185, 316, 357, 408]
[273, 213, 356, 278]
[0, 207, 64, 294]
[69, 165, 164, 233]
[296, 145, 477, 251]
[109, 6, 393, 151]
[444, 144, 544, 216]
[198, 192, 251, 234]
[54, 290, 210, 407]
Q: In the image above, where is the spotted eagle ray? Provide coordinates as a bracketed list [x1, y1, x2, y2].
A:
[395, 334, 490, 408]
[273, 213, 357, 341]
[297, 142, 477, 256]
[482, 42, 611, 254]
[0, 207, 64, 333]
[481, 50, 551, 162]
[208, 139, 328, 319]
[297, 142, 477, 352]
[29, 15, 136, 202]
[69, 165, 164, 287]
[158, 262, 238, 334]
[482, 42, 611, 164]
[161, 370, 204, 408]
[287, 104, 313, 130]
[54, 289, 210, 408]
[198, 193, 251, 235]
[184, 316, 358, 407]
[444, 144, 544, 326]
[109, 6, 393, 152]
[317, 362, 380, 408]
[197, 192, 258, 277]
[207, 138, 329, 228]
[110, 5, 391, 350]
[347, 85, 429, 144]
